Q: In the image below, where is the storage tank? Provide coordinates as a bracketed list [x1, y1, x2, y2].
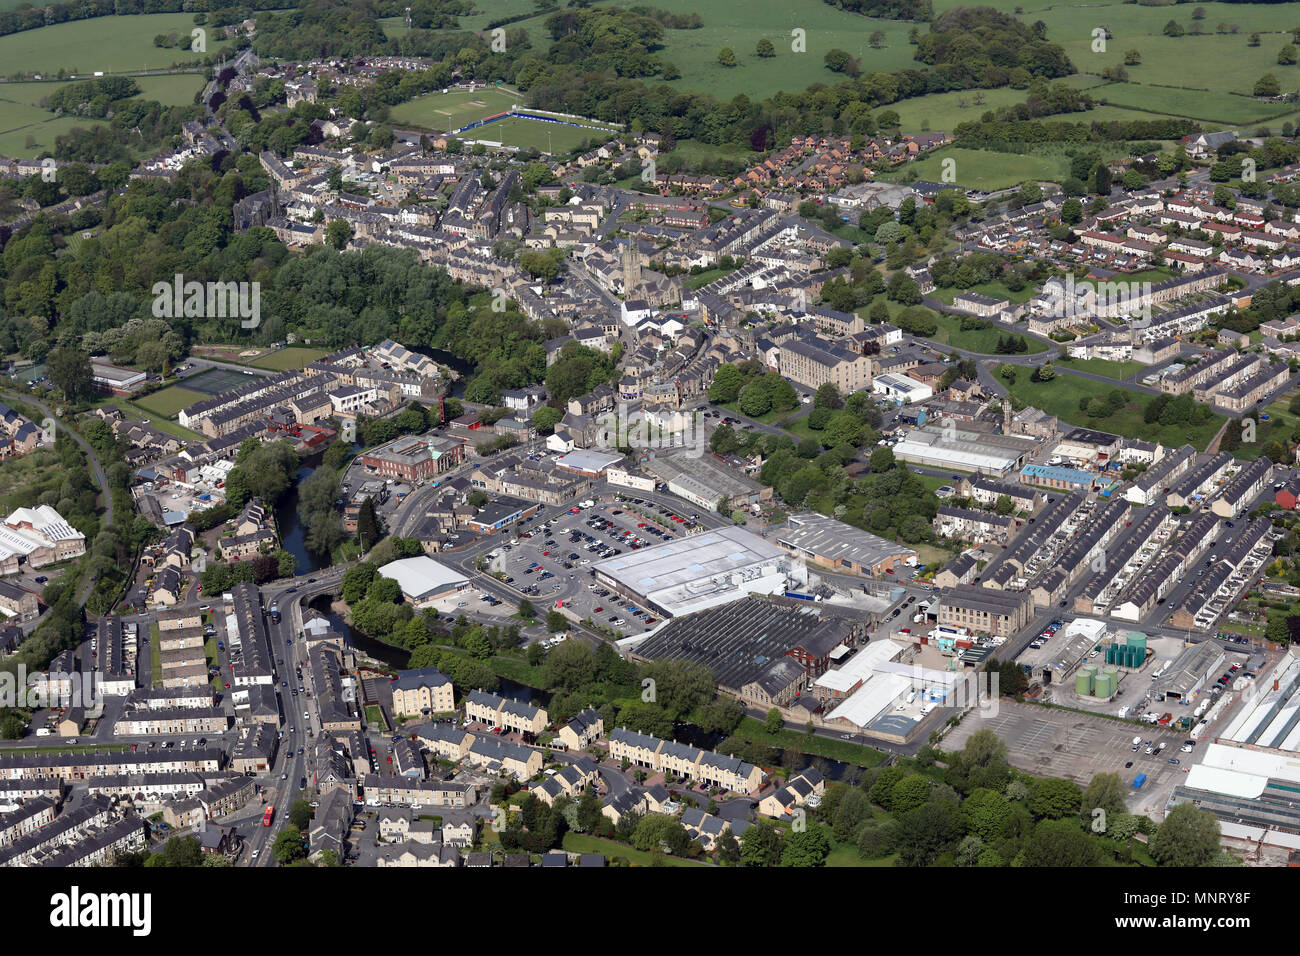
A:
[1093, 672, 1114, 699]
[1076, 670, 1095, 696]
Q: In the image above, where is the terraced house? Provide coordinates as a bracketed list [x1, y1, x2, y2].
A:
[607, 728, 763, 794]
[463, 689, 548, 737]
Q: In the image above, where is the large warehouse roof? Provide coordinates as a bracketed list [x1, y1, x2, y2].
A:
[591, 525, 793, 617]
[778, 512, 915, 572]
[378, 556, 469, 601]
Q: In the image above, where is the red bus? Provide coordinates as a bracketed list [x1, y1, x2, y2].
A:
[262, 805, 274, 827]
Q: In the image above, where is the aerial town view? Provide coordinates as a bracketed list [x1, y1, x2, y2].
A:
[0, 0, 1296, 920]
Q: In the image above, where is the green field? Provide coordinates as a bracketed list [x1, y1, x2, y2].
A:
[1005, 371, 1225, 450]
[0, 14, 231, 76]
[0, 72, 205, 157]
[884, 147, 1070, 192]
[389, 86, 619, 153]
[1057, 357, 1146, 381]
[890, 75, 1105, 134]
[1090, 81, 1293, 125]
[1029, 1, 1300, 97]
[389, 86, 523, 133]
[132, 386, 206, 419]
[925, 314, 1050, 355]
[248, 347, 328, 371]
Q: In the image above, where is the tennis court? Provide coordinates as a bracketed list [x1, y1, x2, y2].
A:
[179, 367, 258, 396]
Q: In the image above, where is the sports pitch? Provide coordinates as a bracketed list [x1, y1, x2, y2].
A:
[178, 367, 254, 396]
[390, 87, 620, 153]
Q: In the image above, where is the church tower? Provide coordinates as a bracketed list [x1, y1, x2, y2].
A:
[621, 240, 642, 295]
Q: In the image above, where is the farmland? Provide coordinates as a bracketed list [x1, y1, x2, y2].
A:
[0, 72, 205, 157]
[0, 14, 230, 76]
[883, 147, 1071, 192]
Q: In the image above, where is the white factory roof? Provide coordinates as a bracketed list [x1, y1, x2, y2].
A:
[593, 526, 785, 589]
[1064, 617, 1108, 641]
[892, 438, 1021, 472]
[814, 639, 905, 694]
[826, 673, 912, 729]
[554, 449, 624, 473]
[378, 556, 469, 600]
[1183, 765, 1269, 800]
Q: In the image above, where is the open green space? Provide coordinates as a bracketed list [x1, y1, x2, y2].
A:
[132, 386, 206, 419]
[1090, 81, 1291, 125]
[882, 147, 1070, 192]
[891, 75, 1104, 134]
[924, 314, 1049, 355]
[0, 71, 205, 158]
[1005, 371, 1225, 450]
[1056, 357, 1146, 381]
[248, 347, 328, 371]
[0, 14, 231, 76]
[468, 115, 619, 153]
[389, 86, 523, 133]
[1029, 1, 1300, 97]
[930, 279, 1039, 307]
[560, 832, 709, 866]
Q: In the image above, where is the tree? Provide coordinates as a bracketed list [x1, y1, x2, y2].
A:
[546, 610, 567, 632]
[717, 47, 737, 67]
[272, 825, 306, 864]
[755, 38, 774, 57]
[47, 346, 94, 400]
[325, 219, 352, 250]
[869, 447, 895, 472]
[356, 496, 380, 551]
[1255, 73, 1281, 97]
[1022, 819, 1104, 866]
[532, 405, 562, 435]
[1061, 197, 1083, 224]
[1280, 44, 1297, 66]
[813, 382, 843, 410]
[739, 820, 784, 866]
[869, 30, 885, 49]
[1124, 49, 1141, 65]
[824, 49, 855, 74]
[518, 598, 535, 619]
[709, 364, 744, 404]
[1150, 803, 1221, 866]
[764, 707, 783, 734]
[1080, 772, 1127, 825]
[781, 824, 831, 866]
[1163, 19, 1184, 38]
[1029, 777, 1083, 819]
[288, 800, 313, 831]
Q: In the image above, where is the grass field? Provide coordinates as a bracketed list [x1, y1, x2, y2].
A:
[389, 87, 619, 153]
[390, 86, 523, 133]
[930, 279, 1039, 307]
[883, 147, 1070, 192]
[0, 14, 231, 76]
[925, 314, 1050, 355]
[890, 75, 1105, 133]
[133, 385, 206, 419]
[1090, 81, 1292, 125]
[0, 68, 205, 157]
[1056, 357, 1147, 381]
[248, 347, 328, 371]
[1006, 372, 1225, 450]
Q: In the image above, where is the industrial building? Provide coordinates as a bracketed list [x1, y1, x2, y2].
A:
[775, 512, 917, 577]
[378, 556, 471, 606]
[628, 597, 866, 708]
[892, 424, 1039, 476]
[1152, 640, 1226, 701]
[1169, 651, 1300, 850]
[590, 526, 804, 619]
[936, 584, 1035, 637]
[640, 453, 769, 512]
